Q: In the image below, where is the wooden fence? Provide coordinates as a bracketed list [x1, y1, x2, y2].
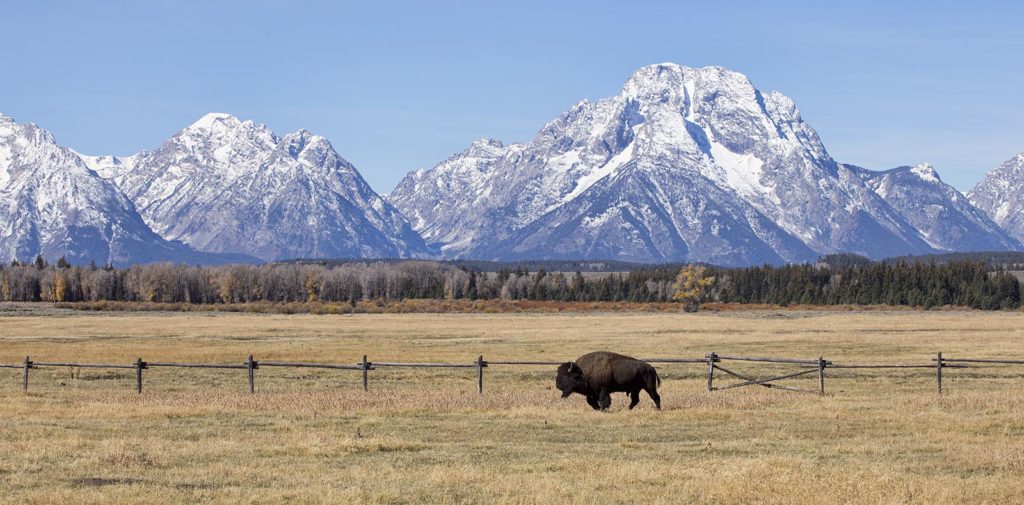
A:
[0, 352, 1018, 396]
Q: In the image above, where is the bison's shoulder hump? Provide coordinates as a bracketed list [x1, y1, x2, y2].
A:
[577, 351, 635, 364]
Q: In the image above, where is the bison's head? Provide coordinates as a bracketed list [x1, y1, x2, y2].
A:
[556, 362, 585, 398]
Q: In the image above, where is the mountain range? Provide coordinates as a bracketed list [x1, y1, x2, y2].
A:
[848, 163, 1020, 252]
[391, 64, 1019, 265]
[78, 113, 430, 262]
[1, 63, 1021, 266]
[0, 113, 251, 266]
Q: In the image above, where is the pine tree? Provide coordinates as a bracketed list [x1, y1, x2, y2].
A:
[570, 271, 584, 301]
[467, 271, 478, 300]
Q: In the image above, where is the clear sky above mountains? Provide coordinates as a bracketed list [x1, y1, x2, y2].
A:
[2, 0, 1021, 192]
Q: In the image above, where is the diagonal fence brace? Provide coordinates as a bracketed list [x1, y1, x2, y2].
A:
[712, 364, 820, 394]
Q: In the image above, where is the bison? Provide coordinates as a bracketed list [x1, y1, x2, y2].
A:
[556, 351, 661, 410]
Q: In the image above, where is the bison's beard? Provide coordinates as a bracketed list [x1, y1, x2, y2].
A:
[560, 389, 572, 398]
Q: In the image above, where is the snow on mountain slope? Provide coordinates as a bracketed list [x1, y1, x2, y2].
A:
[850, 163, 1020, 251]
[0, 113, 246, 265]
[390, 63, 938, 264]
[90, 113, 432, 261]
[389, 138, 523, 251]
[75, 152, 138, 180]
[968, 154, 1024, 243]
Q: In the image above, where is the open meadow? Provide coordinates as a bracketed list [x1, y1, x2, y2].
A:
[1, 306, 1024, 504]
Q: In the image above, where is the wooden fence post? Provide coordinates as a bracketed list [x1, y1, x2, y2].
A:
[817, 356, 826, 396]
[706, 353, 716, 392]
[135, 357, 144, 394]
[362, 355, 369, 391]
[936, 352, 943, 395]
[476, 355, 484, 395]
[23, 356, 30, 393]
[246, 355, 256, 394]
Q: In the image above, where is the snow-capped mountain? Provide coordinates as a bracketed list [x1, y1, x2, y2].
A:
[849, 163, 1020, 251]
[8, 64, 1018, 268]
[86, 113, 432, 261]
[968, 154, 1024, 243]
[390, 63, 940, 265]
[0, 114, 243, 265]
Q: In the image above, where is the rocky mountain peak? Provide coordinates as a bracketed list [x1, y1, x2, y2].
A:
[909, 163, 940, 183]
[466, 138, 505, 153]
[968, 153, 1024, 242]
[186, 112, 241, 130]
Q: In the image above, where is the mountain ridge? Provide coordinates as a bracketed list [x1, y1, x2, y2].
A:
[81, 113, 433, 262]
[390, 63, 997, 265]
[848, 162, 1020, 252]
[4, 62, 1022, 266]
[969, 153, 1024, 243]
[0, 114, 255, 266]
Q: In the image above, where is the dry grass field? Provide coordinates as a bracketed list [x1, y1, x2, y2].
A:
[2, 306, 1024, 504]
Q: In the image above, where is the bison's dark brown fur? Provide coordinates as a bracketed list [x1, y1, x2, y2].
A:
[555, 351, 661, 410]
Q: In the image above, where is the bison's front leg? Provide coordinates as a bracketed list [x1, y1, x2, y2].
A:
[585, 393, 601, 410]
[628, 390, 640, 410]
[598, 389, 612, 411]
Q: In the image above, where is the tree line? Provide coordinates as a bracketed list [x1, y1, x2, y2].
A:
[1, 255, 1020, 310]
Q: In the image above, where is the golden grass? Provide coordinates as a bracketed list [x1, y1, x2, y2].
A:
[49, 299, 971, 315]
[2, 307, 1024, 503]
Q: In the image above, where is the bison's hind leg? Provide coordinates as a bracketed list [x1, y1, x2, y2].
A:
[628, 390, 641, 410]
[644, 376, 662, 410]
[647, 389, 661, 410]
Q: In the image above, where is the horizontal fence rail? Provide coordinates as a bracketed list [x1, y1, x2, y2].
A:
[145, 362, 248, 369]
[32, 362, 135, 369]
[641, 358, 709, 364]
[711, 355, 826, 366]
[825, 364, 948, 369]
[258, 362, 364, 370]
[934, 358, 1024, 365]
[3, 353, 1020, 397]
[485, 360, 562, 366]
[369, 362, 477, 368]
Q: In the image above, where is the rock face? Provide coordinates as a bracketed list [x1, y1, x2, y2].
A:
[390, 63, 942, 265]
[968, 154, 1024, 243]
[0, 114, 244, 266]
[850, 163, 1020, 252]
[86, 113, 432, 261]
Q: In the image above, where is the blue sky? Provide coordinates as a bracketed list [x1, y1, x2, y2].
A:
[2, 0, 1022, 191]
